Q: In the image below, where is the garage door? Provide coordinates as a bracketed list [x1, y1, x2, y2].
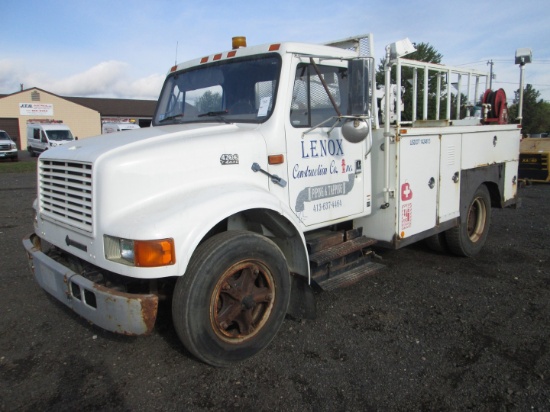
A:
[0, 118, 21, 149]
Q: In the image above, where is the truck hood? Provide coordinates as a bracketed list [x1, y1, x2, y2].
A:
[39, 122, 270, 238]
[41, 123, 240, 163]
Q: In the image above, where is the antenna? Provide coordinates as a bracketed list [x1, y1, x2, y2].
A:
[175, 41, 179, 66]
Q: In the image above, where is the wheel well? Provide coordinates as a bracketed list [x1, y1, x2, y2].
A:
[461, 165, 507, 210]
[197, 209, 309, 279]
[484, 181, 502, 208]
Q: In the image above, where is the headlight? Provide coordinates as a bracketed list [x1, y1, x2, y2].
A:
[10, 143, 16, 149]
[104, 235, 176, 267]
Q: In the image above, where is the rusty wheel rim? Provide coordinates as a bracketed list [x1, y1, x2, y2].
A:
[210, 260, 275, 343]
[466, 197, 487, 243]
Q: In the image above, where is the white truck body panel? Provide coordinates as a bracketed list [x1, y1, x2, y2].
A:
[360, 125, 519, 244]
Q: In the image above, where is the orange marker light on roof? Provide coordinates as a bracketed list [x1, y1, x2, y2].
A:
[200, 56, 209, 64]
[232, 36, 247, 49]
[269, 44, 281, 51]
[170, 65, 178, 72]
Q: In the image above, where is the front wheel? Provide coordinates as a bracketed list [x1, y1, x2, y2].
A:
[172, 231, 290, 366]
[445, 184, 492, 257]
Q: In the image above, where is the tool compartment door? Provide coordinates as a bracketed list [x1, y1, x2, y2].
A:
[398, 134, 440, 238]
[438, 133, 462, 222]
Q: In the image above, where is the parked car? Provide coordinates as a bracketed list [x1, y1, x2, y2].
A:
[0, 130, 18, 162]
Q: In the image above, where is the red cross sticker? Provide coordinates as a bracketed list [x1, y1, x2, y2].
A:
[401, 182, 413, 201]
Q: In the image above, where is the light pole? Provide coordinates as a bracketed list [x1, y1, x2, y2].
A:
[515, 48, 532, 123]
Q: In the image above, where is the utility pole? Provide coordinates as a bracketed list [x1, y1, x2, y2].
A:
[487, 60, 494, 89]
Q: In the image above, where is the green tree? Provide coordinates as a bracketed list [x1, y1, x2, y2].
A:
[508, 84, 550, 135]
[196, 91, 222, 113]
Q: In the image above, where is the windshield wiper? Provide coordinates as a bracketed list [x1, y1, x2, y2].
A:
[197, 110, 231, 123]
[158, 114, 185, 124]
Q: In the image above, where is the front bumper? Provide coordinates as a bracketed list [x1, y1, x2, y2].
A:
[23, 233, 158, 335]
[0, 150, 18, 160]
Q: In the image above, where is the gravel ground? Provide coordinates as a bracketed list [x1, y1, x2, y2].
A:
[1, 169, 549, 411]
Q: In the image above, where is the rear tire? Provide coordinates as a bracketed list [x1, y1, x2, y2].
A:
[445, 185, 492, 257]
[172, 231, 290, 366]
[424, 232, 448, 254]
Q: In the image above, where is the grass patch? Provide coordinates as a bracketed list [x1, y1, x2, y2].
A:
[0, 160, 37, 173]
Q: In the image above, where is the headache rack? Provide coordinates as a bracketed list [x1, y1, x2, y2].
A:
[392, 57, 489, 126]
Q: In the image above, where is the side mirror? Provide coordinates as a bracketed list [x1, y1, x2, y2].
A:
[343, 59, 370, 143]
[342, 118, 369, 143]
[347, 59, 369, 116]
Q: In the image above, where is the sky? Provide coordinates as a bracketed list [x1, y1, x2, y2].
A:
[1, 0, 549, 103]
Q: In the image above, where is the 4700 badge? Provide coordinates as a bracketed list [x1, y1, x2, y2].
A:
[313, 199, 343, 212]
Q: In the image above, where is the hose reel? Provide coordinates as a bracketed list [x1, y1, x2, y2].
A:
[481, 88, 508, 124]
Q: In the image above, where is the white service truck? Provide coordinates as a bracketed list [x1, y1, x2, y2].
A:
[23, 34, 520, 366]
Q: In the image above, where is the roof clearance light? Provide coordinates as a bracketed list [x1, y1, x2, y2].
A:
[269, 44, 281, 51]
[170, 65, 178, 72]
[232, 36, 247, 49]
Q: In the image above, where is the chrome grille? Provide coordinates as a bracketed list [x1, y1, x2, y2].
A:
[39, 160, 93, 232]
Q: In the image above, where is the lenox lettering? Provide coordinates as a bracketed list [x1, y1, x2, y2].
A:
[301, 139, 344, 158]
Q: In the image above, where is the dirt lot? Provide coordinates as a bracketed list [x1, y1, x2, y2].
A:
[1, 168, 549, 411]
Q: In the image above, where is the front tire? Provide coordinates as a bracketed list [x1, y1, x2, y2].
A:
[172, 231, 290, 366]
[445, 184, 492, 257]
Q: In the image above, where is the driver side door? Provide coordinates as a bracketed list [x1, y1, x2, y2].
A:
[286, 59, 365, 227]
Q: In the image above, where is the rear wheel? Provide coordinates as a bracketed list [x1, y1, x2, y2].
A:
[424, 232, 448, 254]
[172, 231, 290, 366]
[445, 185, 492, 257]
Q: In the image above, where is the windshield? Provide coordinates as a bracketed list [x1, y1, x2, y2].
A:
[45, 130, 74, 141]
[153, 54, 281, 126]
[0, 131, 12, 141]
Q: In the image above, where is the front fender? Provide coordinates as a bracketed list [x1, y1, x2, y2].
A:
[104, 182, 308, 279]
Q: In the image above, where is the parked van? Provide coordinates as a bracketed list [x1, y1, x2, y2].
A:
[27, 122, 75, 157]
[102, 122, 140, 134]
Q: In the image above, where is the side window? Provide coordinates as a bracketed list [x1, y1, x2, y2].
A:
[33, 128, 40, 139]
[290, 64, 348, 128]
